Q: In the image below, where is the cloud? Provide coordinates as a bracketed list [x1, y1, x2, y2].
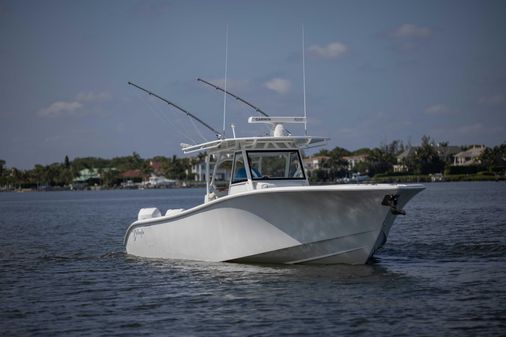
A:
[390, 24, 432, 39]
[38, 101, 83, 117]
[264, 78, 292, 94]
[308, 42, 348, 59]
[479, 94, 505, 106]
[424, 104, 451, 116]
[38, 91, 111, 118]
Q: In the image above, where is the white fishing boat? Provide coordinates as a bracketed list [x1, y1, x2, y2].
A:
[124, 104, 424, 264]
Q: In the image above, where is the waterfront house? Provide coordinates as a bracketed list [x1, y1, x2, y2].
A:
[73, 168, 101, 186]
[394, 147, 417, 173]
[453, 145, 486, 166]
[342, 154, 368, 171]
[148, 160, 163, 175]
[120, 169, 143, 180]
[435, 144, 461, 163]
[190, 160, 231, 182]
[302, 156, 330, 172]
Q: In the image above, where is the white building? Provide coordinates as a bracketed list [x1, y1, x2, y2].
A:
[453, 145, 485, 166]
[342, 154, 368, 171]
[191, 161, 231, 182]
[302, 156, 330, 171]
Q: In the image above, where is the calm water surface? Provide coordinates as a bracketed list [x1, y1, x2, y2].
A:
[1, 182, 505, 336]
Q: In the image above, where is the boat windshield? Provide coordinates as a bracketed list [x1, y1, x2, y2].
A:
[210, 155, 232, 196]
[231, 152, 247, 184]
[247, 150, 305, 180]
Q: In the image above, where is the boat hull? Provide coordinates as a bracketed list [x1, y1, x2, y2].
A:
[124, 184, 424, 265]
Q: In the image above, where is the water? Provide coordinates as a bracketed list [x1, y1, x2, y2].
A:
[1, 182, 505, 336]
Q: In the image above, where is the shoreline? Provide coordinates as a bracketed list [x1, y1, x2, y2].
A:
[371, 173, 505, 184]
[2, 176, 504, 193]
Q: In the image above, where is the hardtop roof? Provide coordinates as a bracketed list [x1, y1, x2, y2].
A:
[181, 136, 328, 154]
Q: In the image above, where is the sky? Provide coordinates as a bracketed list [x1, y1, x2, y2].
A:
[1, 0, 505, 169]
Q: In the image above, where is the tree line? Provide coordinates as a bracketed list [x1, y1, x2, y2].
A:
[308, 136, 505, 182]
[0, 152, 196, 190]
[1, 136, 505, 189]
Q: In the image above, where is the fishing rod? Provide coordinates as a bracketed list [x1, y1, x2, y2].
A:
[128, 81, 222, 138]
[197, 78, 294, 136]
[197, 78, 269, 117]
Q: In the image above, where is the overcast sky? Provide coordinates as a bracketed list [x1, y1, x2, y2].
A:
[1, 0, 505, 169]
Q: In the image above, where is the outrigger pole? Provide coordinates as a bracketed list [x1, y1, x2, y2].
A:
[128, 81, 222, 138]
[197, 78, 295, 135]
[197, 78, 269, 117]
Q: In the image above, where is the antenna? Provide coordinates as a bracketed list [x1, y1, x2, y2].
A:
[302, 25, 308, 136]
[222, 25, 229, 137]
[231, 123, 236, 138]
[128, 81, 222, 138]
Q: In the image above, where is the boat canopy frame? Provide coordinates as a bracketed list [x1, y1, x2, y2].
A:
[182, 136, 328, 155]
[190, 135, 327, 202]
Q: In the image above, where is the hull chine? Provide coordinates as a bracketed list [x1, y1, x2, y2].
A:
[227, 230, 379, 265]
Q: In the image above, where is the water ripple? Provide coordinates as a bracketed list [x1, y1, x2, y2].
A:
[1, 183, 506, 336]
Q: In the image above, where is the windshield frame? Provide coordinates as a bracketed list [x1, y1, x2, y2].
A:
[231, 151, 248, 184]
[246, 150, 306, 181]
